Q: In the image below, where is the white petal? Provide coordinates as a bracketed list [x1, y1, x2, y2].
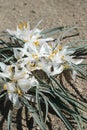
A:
[72, 59, 83, 65]
[72, 70, 77, 81]
[39, 38, 53, 43]
[40, 43, 51, 57]
[0, 62, 6, 71]
[0, 72, 9, 78]
[14, 49, 23, 59]
[0, 78, 4, 91]
[50, 65, 64, 76]
[17, 78, 30, 92]
[6, 29, 17, 36]
[7, 82, 15, 92]
[29, 76, 39, 86]
[9, 93, 21, 107]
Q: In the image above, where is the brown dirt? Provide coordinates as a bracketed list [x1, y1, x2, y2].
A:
[0, 0, 87, 130]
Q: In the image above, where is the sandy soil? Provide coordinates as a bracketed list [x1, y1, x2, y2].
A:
[0, 0, 87, 130]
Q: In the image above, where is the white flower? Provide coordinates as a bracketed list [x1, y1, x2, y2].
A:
[6, 22, 84, 81]
[17, 76, 39, 93]
[0, 78, 4, 91]
[50, 65, 64, 76]
[0, 62, 30, 80]
[49, 44, 83, 78]
[7, 21, 42, 43]
[3, 74, 39, 107]
[0, 62, 15, 79]
[1, 63, 39, 107]
[4, 82, 22, 108]
[14, 41, 53, 72]
[3, 75, 39, 107]
[39, 42, 83, 78]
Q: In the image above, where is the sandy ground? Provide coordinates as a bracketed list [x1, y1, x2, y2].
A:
[0, 0, 87, 130]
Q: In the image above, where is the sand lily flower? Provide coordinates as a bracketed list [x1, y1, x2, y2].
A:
[3, 76, 39, 107]
[13, 40, 53, 72]
[0, 62, 39, 107]
[12, 38, 83, 80]
[4, 82, 22, 107]
[37, 41, 83, 78]
[0, 62, 15, 79]
[6, 21, 43, 43]
[48, 43, 83, 79]
[0, 21, 87, 130]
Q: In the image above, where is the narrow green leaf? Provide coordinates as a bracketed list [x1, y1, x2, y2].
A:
[39, 92, 48, 123]
[48, 99, 73, 130]
[32, 112, 46, 130]
[50, 76, 69, 96]
[19, 96, 46, 130]
[73, 115, 82, 130]
[40, 26, 65, 36]
[36, 88, 44, 123]
[72, 63, 87, 79]
[7, 110, 12, 130]
[54, 89, 87, 112]
[0, 91, 7, 99]
[59, 26, 78, 41]
[66, 40, 87, 47]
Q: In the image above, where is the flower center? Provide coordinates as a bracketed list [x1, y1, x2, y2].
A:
[63, 64, 69, 69]
[18, 22, 28, 30]
[49, 50, 58, 59]
[32, 54, 38, 60]
[3, 84, 7, 90]
[61, 55, 65, 60]
[58, 45, 62, 51]
[16, 88, 23, 95]
[33, 41, 40, 46]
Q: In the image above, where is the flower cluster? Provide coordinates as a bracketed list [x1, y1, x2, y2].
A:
[7, 22, 83, 77]
[0, 21, 87, 130]
[0, 22, 83, 107]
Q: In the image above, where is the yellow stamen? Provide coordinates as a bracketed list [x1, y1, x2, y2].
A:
[49, 50, 58, 59]
[30, 62, 36, 67]
[17, 88, 23, 95]
[63, 64, 69, 69]
[32, 54, 38, 60]
[8, 66, 12, 73]
[24, 40, 28, 43]
[33, 41, 40, 46]
[18, 21, 28, 30]
[61, 55, 65, 60]
[58, 45, 62, 51]
[16, 88, 23, 95]
[23, 22, 27, 28]
[18, 22, 24, 30]
[3, 84, 7, 90]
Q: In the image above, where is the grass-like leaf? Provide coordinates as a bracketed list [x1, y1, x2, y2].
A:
[48, 99, 73, 130]
[40, 26, 65, 36]
[19, 96, 46, 130]
[32, 112, 46, 130]
[39, 92, 48, 123]
[7, 110, 12, 130]
[54, 89, 87, 112]
[72, 63, 87, 80]
[0, 91, 7, 99]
